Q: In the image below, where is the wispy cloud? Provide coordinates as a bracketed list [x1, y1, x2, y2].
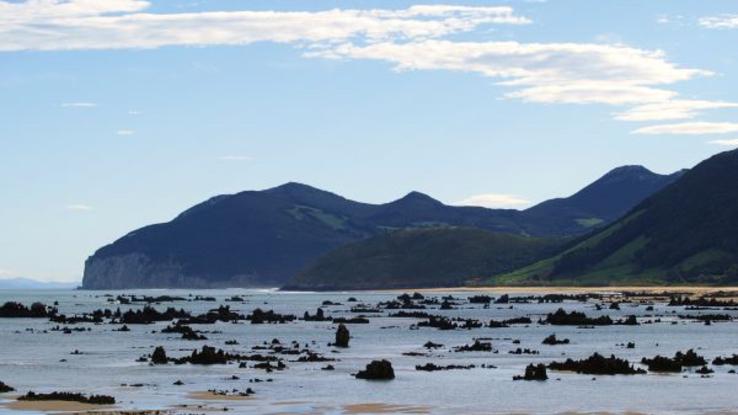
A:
[615, 100, 738, 122]
[699, 15, 738, 29]
[709, 138, 738, 146]
[116, 129, 135, 136]
[308, 40, 726, 123]
[455, 193, 530, 209]
[66, 204, 93, 211]
[0, 2, 529, 51]
[218, 155, 254, 161]
[61, 102, 96, 108]
[633, 122, 738, 135]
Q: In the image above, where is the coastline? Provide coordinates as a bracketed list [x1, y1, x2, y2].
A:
[377, 285, 738, 295]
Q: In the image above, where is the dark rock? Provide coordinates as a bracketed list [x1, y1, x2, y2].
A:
[641, 355, 682, 372]
[0, 381, 14, 393]
[334, 324, 350, 348]
[119, 306, 190, 324]
[0, 302, 56, 318]
[454, 340, 493, 352]
[543, 308, 612, 326]
[304, 308, 331, 322]
[415, 363, 475, 371]
[423, 341, 443, 349]
[713, 354, 738, 365]
[468, 295, 492, 304]
[513, 364, 548, 381]
[248, 308, 296, 324]
[509, 348, 539, 355]
[355, 360, 395, 380]
[696, 366, 714, 375]
[549, 353, 645, 375]
[151, 346, 168, 364]
[542, 334, 570, 345]
[332, 317, 369, 324]
[18, 392, 115, 405]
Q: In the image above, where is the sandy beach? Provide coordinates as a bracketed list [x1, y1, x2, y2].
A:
[2, 399, 114, 413]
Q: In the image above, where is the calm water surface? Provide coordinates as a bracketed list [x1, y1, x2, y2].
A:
[0, 288, 737, 414]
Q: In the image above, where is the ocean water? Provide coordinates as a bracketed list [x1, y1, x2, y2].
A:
[0, 288, 737, 414]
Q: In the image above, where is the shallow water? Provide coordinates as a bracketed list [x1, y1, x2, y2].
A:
[0, 288, 737, 414]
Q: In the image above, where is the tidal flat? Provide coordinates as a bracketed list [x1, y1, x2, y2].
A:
[1, 288, 738, 414]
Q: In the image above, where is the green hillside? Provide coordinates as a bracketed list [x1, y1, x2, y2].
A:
[493, 149, 738, 285]
[286, 228, 561, 290]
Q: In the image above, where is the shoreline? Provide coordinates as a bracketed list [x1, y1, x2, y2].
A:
[361, 285, 738, 294]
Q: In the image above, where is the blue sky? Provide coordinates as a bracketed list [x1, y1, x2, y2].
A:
[1, 0, 737, 282]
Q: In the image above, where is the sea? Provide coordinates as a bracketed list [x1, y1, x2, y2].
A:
[1, 288, 737, 414]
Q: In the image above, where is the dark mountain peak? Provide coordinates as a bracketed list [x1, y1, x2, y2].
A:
[390, 191, 444, 206]
[602, 165, 654, 177]
[265, 182, 326, 196]
[593, 165, 669, 187]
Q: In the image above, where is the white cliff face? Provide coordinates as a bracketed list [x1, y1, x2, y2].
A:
[82, 253, 183, 289]
[81, 252, 270, 289]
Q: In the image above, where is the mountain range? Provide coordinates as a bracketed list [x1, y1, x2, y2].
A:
[82, 165, 682, 289]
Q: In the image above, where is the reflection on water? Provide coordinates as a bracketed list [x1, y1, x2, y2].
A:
[0, 288, 737, 414]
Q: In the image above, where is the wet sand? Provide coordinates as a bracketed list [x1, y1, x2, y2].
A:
[342, 403, 431, 414]
[187, 391, 254, 401]
[2, 399, 114, 412]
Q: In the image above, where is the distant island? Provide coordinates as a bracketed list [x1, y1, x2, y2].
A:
[82, 164, 683, 289]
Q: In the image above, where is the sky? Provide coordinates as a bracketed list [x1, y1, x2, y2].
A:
[1, 0, 738, 283]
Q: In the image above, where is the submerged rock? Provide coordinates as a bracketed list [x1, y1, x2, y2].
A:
[513, 364, 548, 381]
[355, 360, 395, 380]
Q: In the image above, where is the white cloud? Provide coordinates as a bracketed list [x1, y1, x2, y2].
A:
[633, 122, 738, 135]
[615, 100, 738, 122]
[128, 109, 142, 115]
[455, 193, 531, 208]
[116, 129, 135, 136]
[308, 40, 719, 113]
[218, 155, 253, 161]
[2, 1, 733, 128]
[709, 138, 738, 146]
[0, 2, 529, 51]
[699, 15, 738, 29]
[66, 204, 93, 211]
[61, 102, 96, 108]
